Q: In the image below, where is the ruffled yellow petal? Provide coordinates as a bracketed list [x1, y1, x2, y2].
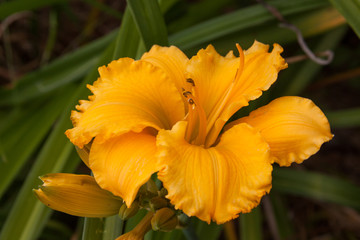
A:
[65, 58, 184, 148]
[34, 173, 122, 217]
[90, 131, 158, 206]
[185, 41, 287, 147]
[222, 41, 288, 117]
[185, 45, 239, 118]
[157, 121, 272, 224]
[141, 45, 189, 105]
[233, 96, 333, 166]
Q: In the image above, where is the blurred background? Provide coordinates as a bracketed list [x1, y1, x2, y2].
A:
[0, 0, 360, 239]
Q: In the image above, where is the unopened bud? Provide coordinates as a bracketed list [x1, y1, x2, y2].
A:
[159, 188, 168, 197]
[119, 201, 139, 220]
[149, 196, 168, 211]
[146, 179, 158, 195]
[151, 208, 178, 232]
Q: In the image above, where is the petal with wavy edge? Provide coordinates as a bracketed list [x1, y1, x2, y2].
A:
[141, 45, 189, 104]
[185, 42, 287, 147]
[34, 173, 122, 217]
[90, 131, 158, 206]
[66, 58, 184, 148]
[185, 45, 239, 118]
[232, 96, 333, 166]
[157, 121, 272, 224]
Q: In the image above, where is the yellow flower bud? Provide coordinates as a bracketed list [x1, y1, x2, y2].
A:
[151, 208, 178, 232]
[34, 173, 122, 217]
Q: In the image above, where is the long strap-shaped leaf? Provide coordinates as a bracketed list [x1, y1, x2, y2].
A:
[240, 207, 263, 240]
[326, 108, 360, 128]
[169, 0, 329, 49]
[127, 0, 169, 50]
[328, 0, 360, 38]
[272, 168, 360, 210]
[0, 12, 138, 240]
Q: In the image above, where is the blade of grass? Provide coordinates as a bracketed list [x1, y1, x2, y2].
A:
[209, 6, 345, 54]
[325, 108, 360, 128]
[0, 3, 141, 236]
[40, 9, 58, 65]
[102, 216, 124, 240]
[272, 167, 360, 210]
[328, 0, 360, 38]
[240, 206, 263, 240]
[194, 218, 222, 240]
[0, 0, 69, 20]
[269, 194, 295, 240]
[0, 87, 76, 198]
[166, 0, 233, 33]
[127, 0, 169, 50]
[82, 218, 105, 240]
[169, 0, 329, 50]
[0, 30, 117, 106]
[82, 0, 123, 20]
[112, 8, 140, 59]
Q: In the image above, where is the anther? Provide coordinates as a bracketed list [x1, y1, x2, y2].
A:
[182, 91, 192, 97]
[188, 98, 195, 105]
[186, 78, 195, 86]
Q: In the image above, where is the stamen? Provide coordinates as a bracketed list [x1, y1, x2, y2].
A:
[182, 88, 207, 145]
[205, 44, 245, 147]
[186, 78, 195, 86]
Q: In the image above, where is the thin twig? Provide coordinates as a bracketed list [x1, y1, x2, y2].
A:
[285, 50, 333, 64]
[256, 0, 333, 65]
[0, 11, 32, 38]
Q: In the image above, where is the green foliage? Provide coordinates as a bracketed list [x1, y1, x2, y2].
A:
[329, 0, 360, 37]
[1, 0, 359, 239]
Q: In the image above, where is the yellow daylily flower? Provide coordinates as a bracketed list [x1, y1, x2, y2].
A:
[41, 41, 331, 225]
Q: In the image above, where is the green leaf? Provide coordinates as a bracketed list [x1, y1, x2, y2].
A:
[268, 194, 295, 240]
[0, 88, 76, 198]
[328, 0, 360, 38]
[240, 206, 262, 240]
[127, 0, 168, 50]
[112, 8, 141, 59]
[272, 168, 360, 210]
[82, 0, 123, 20]
[0, 2, 141, 236]
[169, 0, 329, 50]
[0, 0, 69, 20]
[0, 30, 117, 106]
[209, 6, 346, 54]
[102, 216, 124, 240]
[326, 108, 360, 128]
[194, 219, 221, 240]
[82, 218, 105, 240]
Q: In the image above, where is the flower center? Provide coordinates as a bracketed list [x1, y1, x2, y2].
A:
[182, 82, 207, 146]
[182, 44, 244, 147]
